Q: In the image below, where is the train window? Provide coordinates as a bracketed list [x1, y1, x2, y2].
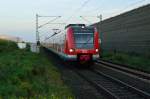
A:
[74, 32, 94, 49]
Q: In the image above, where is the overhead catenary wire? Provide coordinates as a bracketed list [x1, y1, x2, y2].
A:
[87, 0, 149, 20]
[38, 0, 92, 43]
[38, 16, 61, 28]
[79, 15, 102, 25]
[115, 0, 146, 13]
[36, 14, 62, 44]
[80, 16, 92, 24]
[106, 0, 148, 18]
[66, 0, 91, 24]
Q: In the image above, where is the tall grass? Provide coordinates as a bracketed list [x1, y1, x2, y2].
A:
[0, 40, 74, 99]
[0, 40, 17, 52]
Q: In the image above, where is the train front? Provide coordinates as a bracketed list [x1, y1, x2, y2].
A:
[66, 24, 100, 62]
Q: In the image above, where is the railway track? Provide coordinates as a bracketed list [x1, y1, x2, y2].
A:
[44, 48, 105, 99]
[44, 48, 150, 99]
[96, 60, 150, 81]
[74, 68, 150, 99]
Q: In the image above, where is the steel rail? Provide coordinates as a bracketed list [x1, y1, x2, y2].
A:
[93, 69, 150, 99]
[96, 60, 150, 81]
[74, 69, 150, 99]
[74, 69, 119, 99]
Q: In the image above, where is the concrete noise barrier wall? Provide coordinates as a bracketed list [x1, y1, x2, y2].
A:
[95, 4, 150, 55]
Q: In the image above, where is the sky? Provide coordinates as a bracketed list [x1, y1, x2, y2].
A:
[0, 0, 150, 42]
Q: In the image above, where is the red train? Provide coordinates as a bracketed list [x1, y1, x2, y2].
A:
[43, 24, 100, 63]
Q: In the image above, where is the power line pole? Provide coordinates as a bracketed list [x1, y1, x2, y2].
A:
[97, 14, 102, 56]
[36, 14, 40, 46]
[35, 14, 61, 53]
[97, 14, 102, 40]
[35, 14, 61, 46]
[98, 14, 102, 32]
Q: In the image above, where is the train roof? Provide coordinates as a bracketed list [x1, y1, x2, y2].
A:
[65, 24, 94, 30]
[65, 24, 85, 29]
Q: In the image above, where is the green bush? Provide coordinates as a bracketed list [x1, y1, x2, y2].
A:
[0, 40, 74, 98]
[101, 51, 150, 73]
[0, 40, 18, 52]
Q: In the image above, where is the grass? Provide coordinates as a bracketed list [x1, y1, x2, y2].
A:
[101, 51, 150, 73]
[0, 40, 74, 99]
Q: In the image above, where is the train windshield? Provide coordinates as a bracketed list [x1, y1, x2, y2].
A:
[73, 27, 94, 49]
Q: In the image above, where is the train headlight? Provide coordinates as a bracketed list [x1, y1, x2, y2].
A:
[96, 49, 99, 52]
[69, 49, 74, 53]
[81, 26, 85, 28]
